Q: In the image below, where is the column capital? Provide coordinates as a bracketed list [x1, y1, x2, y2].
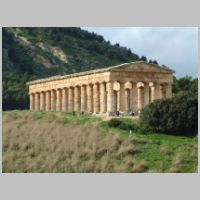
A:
[124, 81, 132, 90]
[137, 82, 144, 88]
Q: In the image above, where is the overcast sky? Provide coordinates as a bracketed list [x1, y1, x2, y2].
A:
[82, 27, 198, 78]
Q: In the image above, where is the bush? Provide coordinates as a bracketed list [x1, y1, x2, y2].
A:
[140, 91, 198, 136]
[108, 118, 139, 132]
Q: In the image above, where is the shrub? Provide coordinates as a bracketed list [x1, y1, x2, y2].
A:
[140, 91, 198, 136]
[108, 118, 139, 132]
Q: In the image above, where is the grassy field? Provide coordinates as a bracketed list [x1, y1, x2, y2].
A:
[2, 110, 198, 173]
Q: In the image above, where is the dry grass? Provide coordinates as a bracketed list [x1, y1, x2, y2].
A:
[3, 111, 197, 173]
[160, 146, 171, 155]
[3, 112, 143, 173]
[170, 154, 183, 173]
[132, 160, 148, 173]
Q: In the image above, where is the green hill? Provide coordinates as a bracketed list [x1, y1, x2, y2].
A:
[3, 27, 156, 110]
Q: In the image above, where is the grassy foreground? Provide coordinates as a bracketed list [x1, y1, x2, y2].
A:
[2, 110, 198, 173]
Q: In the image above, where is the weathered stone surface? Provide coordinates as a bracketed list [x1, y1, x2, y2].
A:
[27, 61, 174, 115]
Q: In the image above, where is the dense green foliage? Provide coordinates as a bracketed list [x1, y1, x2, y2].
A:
[173, 76, 198, 97]
[3, 27, 155, 110]
[140, 92, 198, 136]
[108, 118, 139, 132]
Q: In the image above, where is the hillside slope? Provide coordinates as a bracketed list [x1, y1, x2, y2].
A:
[2, 111, 197, 173]
[3, 27, 156, 110]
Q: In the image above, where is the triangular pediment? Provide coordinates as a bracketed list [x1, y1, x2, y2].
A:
[110, 61, 174, 73]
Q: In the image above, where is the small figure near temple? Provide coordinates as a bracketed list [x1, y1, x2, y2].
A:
[115, 111, 120, 116]
[129, 112, 135, 116]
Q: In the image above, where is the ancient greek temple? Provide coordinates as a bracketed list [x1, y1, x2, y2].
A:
[27, 61, 174, 115]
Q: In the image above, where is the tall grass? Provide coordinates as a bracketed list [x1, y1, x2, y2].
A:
[2, 110, 198, 173]
[3, 111, 142, 172]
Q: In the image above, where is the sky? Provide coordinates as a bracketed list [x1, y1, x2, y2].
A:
[82, 27, 198, 78]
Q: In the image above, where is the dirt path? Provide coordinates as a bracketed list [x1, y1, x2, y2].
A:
[101, 115, 139, 121]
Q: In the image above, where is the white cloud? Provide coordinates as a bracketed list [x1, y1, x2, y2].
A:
[82, 27, 198, 78]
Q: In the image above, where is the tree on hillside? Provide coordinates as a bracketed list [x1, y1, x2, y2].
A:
[140, 55, 147, 62]
[173, 76, 198, 98]
[152, 60, 158, 65]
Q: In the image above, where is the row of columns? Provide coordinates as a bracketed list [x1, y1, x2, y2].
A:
[30, 81, 172, 114]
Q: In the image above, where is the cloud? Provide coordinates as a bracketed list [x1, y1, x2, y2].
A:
[82, 27, 198, 78]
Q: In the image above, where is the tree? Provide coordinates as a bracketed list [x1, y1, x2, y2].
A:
[152, 60, 158, 65]
[172, 76, 197, 98]
[140, 55, 147, 62]
[140, 91, 198, 136]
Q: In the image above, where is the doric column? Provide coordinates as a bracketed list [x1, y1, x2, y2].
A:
[132, 83, 138, 113]
[143, 83, 150, 106]
[120, 82, 125, 111]
[35, 92, 40, 111]
[30, 93, 34, 111]
[61, 88, 67, 111]
[40, 92, 45, 111]
[137, 87, 143, 111]
[160, 85, 165, 99]
[93, 83, 100, 114]
[81, 85, 86, 112]
[107, 82, 114, 113]
[117, 90, 120, 111]
[100, 82, 106, 113]
[74, 86, 80, 112]
[86, 84, 93, 113]
[165, 84, 172, 98]
[68, 87, 74, 111]
[125, 89, 129, 112]
[50, 90, 56, 111]
[150, 85, 156, 102]
[56, 89, 61, 111]
[45, 91, 51, 111]
[155, 83, 161, 100]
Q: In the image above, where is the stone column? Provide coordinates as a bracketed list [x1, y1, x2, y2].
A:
[68, 87, 74, 111]
[107, 82, 114, 113]
[120, 82, 125, 111]
[62, 88, 67, 111]
[40, 92, 45, 111]
[45, 91, 51, 111]
[117, 90, 120, 111]
[74, 86, 80, 112]
[150, 85, 156, 102]
[30, 93, 34, 111]
[35, 92, 40, 111]
[81, 85, 86, 112]
[93, 83, 100, 114]
[100, 82, 106, 113]
[155, 83, 161, 100]
[125, 89, 129, 112]
[165, 84, 172, 98]
[132, 83, 138, 114]
[86, 84, 93, 113]
[51, 90, 56, 111]
[137, 87, 143, 111]
[160, 85, 165, 99]
[143, 83, 150, 106]
[56, 89, 61, 111]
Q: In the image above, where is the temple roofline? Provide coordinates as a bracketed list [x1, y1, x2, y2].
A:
[27, 61, 175, 85]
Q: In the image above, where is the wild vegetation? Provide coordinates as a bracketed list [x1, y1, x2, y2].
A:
[2, 111, 197, 173]
[140, 91, 198, 136]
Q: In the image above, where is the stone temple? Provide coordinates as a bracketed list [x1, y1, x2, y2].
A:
[27, 61, 174, 115]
